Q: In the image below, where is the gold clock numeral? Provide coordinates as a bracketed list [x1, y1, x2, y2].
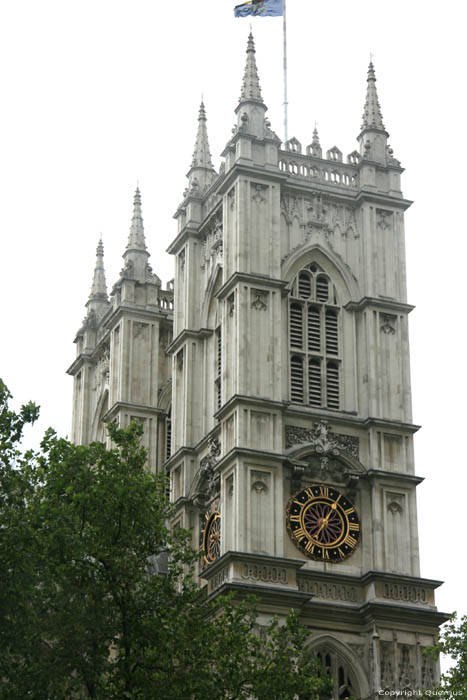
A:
[344, 534, 357, 548]
[289, 514, 301, 522]
[319, 485, 329, 498]
[344, 506, 355, 515]
[305, 487, 314, 499]
[323, 549, 330, 560]
[337, 547, 345, 558]
[305, 540, 315, 554]
[293, 527, 307, 540]
[349, 522, 360, 531]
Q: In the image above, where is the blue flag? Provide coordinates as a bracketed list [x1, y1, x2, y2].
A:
[234, 0, 283, 18]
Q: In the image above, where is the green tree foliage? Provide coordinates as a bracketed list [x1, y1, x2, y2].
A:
[0, 381, 330, 699]
[426, 613, 467, 697]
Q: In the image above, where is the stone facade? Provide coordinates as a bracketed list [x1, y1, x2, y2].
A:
[69, 35, 447, 699]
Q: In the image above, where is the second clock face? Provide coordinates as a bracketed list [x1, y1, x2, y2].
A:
[286, 484, 360, 562]
[200, 501, 221, 567]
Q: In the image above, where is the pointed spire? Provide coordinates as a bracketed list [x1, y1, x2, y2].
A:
[122, 188, 150, 282]
[239, 32, 263, 104]
[126, 187, 147, 252]
[186, 100, 217, 196]
[360, 61, 386, 133]
[86, 238, 109, 322]
[191, 101, 214, 171]
[89, 238, 108, 301]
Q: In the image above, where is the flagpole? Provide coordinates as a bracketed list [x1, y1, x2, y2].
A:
[283, 0, 288, 143]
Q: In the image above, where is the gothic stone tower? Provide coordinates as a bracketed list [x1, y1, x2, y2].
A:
[68, 189, 174, 472]
[165, 34, 447, 699]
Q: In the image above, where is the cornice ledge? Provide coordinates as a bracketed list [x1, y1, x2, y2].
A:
[66, 352, 94, 376]
[102, 401, 164, 423]
[216, 446, 284, 470]
[164, 445, 197, 470]
[167, 327, 213, 355]
[344, 297, 415, 314]
[354, 190, 413, 210]
[216, 163, 286, 195]
[103, 305, 171, 331]
[208, 581, 312, 608]
[366, 469, 424, 485]
[359, 601, 450, 626]
[215, 393, 288, 421]
[202, 551, 306, 580]
[216, 272, 288, 301]
[166, 225, 203, 255]
[362, 417, 420, 433]
[360, 571, 444, 589]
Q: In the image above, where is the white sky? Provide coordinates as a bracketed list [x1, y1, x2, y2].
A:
[1, 0, 465, 670]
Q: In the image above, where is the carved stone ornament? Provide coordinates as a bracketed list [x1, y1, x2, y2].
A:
[179, 248, 186, 271]
[119, 259, 134, 278]
[306, 191, 328, 227]
[377, 209, 393, 231]
[387, 492, 404, 514]
[285, 421, 359, 459]
[194, 437, 221, 505]
[421, 652, 435, 689]
[381, 313, 396, 335]
[252, 183, 267, 204]
[380, 642, 394, 690]
[228, 186, 236, 210]
[398, 644, 415, 690]
[82, 309, 97, 329]
[201, 217, 223, 270]
[251, 289, 268, 311]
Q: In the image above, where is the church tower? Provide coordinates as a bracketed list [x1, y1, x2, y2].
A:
[166, 34, 447, 698]
[68, 189, 174, 472]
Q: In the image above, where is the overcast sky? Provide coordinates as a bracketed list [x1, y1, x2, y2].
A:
[1, 0, 465, 669]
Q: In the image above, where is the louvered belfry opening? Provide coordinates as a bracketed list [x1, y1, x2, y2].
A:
[288, 263, 341, 410]
[165, 409, 172, 460]
[215, 326, 222, 410]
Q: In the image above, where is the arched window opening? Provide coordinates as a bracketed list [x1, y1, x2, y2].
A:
[298, 271, 312, 299]
[316, 648, 357, 700]
[289, 264, 341, 410]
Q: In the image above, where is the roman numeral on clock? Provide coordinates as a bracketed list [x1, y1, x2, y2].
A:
[344, 534, 357, 548]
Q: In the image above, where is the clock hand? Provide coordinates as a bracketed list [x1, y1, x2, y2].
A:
[316, 503, 337, 535]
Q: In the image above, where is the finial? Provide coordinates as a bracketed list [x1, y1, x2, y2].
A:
[88, 237, 108, 306]
[187, 100, 216, 193]
[360, 58, 386, 132]
[126, 187, 146, 252]
[239, 30, 263, 103]
[198, 99, 207, 121]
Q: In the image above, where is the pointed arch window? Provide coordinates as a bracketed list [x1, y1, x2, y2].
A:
[289, 263, 341, 410]
[315, 648, 357, 700]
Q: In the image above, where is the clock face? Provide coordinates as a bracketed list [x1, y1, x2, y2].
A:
[200, 500, 221, 566]
[286, 484, 360, 561]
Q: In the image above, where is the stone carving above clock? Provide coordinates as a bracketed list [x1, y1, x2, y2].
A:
[193, 437, 221, 507]
[286, 421, 359, 458]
